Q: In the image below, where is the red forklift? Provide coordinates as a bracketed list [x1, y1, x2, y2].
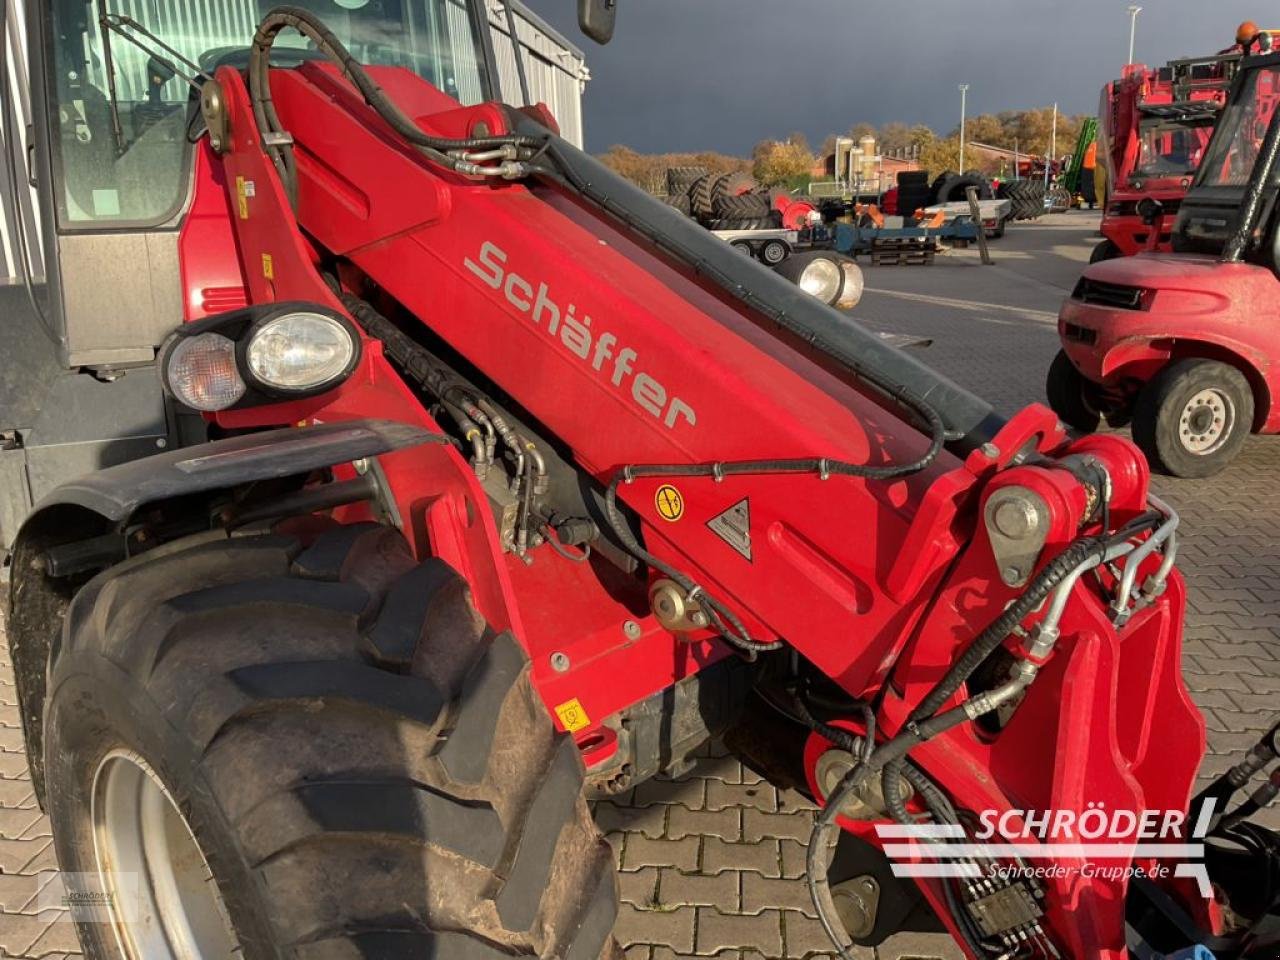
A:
[1051, 50, 1280, 476]
[1091, 54, 1239, 263]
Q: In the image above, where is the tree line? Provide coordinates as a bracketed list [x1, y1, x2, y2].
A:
[600, 109, 1090, 193]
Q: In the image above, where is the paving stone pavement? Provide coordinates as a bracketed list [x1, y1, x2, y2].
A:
[0, 212, 1276, 959]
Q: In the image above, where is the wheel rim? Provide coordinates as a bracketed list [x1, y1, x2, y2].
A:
[92, 751, 240, 960]
[763, 243, 786, 264]
[1178, 387, 1235, 455]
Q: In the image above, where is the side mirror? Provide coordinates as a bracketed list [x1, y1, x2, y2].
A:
[578, 0, 617, 44]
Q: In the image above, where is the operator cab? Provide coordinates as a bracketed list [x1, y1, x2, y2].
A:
[43, 0, 493, 229]
[1132, 116, 1212, 184]
[1173, 51, 1280, 263]
[18, 0, 497, 372]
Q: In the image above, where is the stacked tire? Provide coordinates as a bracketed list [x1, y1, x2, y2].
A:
[713, 189, 772, 222]
[929, 171, 992, 205]
[999, 179, 1047, 221]
[664, 167, 785, 231]
[666, 165, 706, 198]
[896, 171, 932, 217]
[661, 192, 693, 216]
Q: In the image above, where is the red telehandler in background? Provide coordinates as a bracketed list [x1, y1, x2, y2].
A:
[1091, 53, 1239, 264]
[0, 3, 1278, 960]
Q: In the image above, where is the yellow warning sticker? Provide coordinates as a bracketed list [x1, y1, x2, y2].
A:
[262, 254, 275, 280]
[554, 698, 591, 733]
[235, 176, 250, 219]
[654, 484, 685, 523]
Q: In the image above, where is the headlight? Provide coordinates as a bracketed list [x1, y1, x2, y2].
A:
[837, 261, 864, 310]
[165, 333, 246, 411]
[161, 303, 361, 412]
[798, 258, 844, 305]
[245, 312, 357, 392]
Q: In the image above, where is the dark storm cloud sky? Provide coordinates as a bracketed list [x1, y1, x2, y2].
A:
[526, 1, 1263, 155]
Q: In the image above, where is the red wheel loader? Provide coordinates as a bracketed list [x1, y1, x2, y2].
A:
[1053, 52, 1280, 478]
[0, 3, 1277, 959]
[1093, 54, 1238, 263]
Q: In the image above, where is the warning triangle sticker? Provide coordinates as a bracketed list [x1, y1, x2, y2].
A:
[707, 498, 752, 562]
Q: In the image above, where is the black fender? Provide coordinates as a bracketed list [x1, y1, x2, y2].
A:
[7, 419, 440, 803]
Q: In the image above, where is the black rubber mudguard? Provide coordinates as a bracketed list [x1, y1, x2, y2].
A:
[33, 419, 443, 523]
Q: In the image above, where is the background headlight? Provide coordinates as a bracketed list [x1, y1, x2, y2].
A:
[245, 312, 356, 392]
[166, 333, 246, 411]
[837, 261, 865, 310]
[798, 258, 844, 305]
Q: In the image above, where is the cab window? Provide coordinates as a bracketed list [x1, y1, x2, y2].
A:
[47, 0, 491, 229]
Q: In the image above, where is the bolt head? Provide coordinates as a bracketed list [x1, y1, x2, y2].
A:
[550, 652, 571, 673]
[993, 497, 1040, 539]
[623, 620, 643, 640]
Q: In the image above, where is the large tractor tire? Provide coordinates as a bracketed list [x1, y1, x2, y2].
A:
[928, 172, 955, 205]
[710, 172, 757, 207]
[1046, 349, 1101, 434]
[689, 174, 716, 221]
[712, 191, 772, 220]
[661, 193, 693, 216]
[666, 165, 706, 197]
[1132, 359, 1255, 478]
[932, 172, 992, 205]
[896, 185, 932, 218]
[1001, 180, 1046, 221]
[43, 523, 620, 960]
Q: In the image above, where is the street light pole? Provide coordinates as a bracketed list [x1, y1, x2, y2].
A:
[959, 83, 970, 174]
[1128, 5, 1143, 65]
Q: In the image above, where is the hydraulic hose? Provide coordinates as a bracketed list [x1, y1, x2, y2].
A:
[806, 514, 1167, 959]
[602, 477, 782, 657]
[601, 405, 946, 659]
[249, 6, 545, 203]
[880, 511, 1163, 823]
[806, 755, 992, 960]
